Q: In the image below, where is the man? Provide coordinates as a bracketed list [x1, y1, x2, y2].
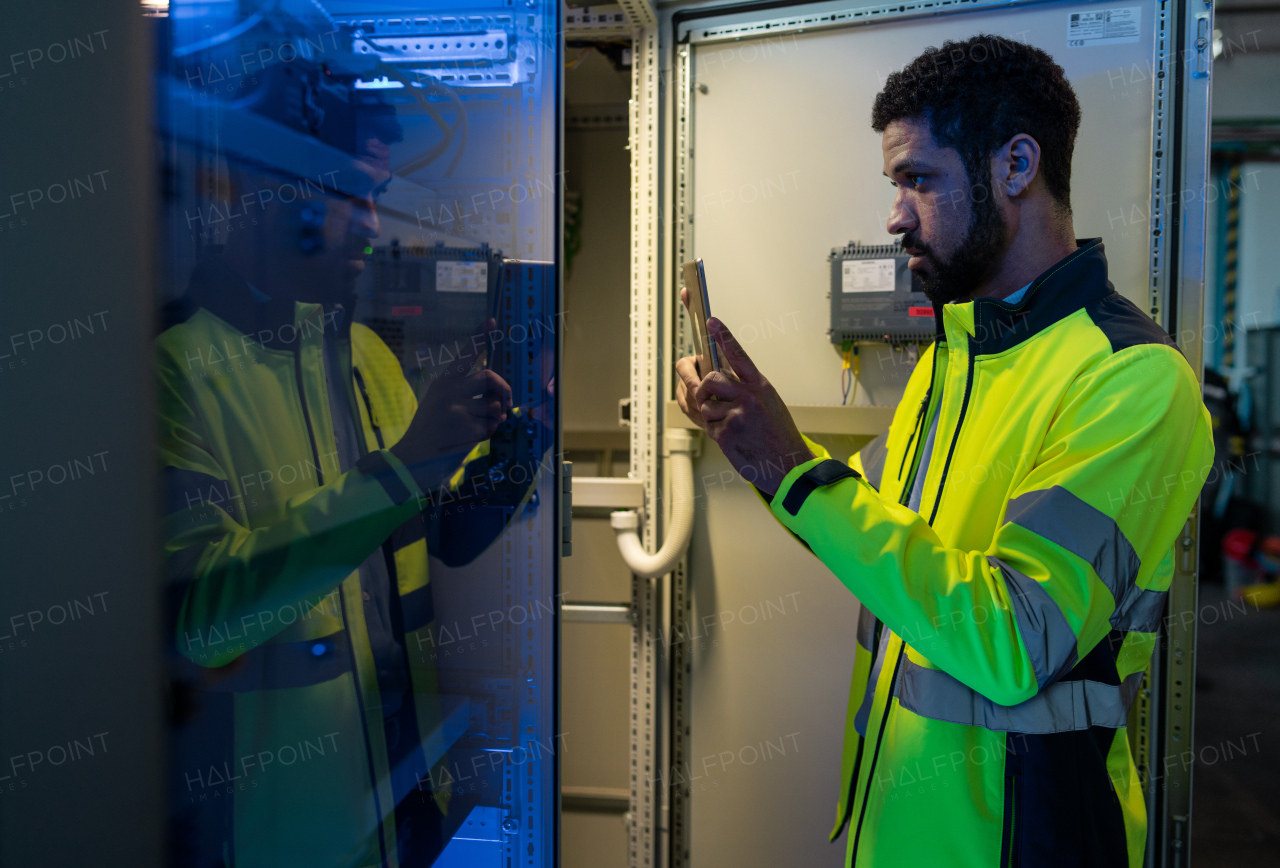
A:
[676, 36, 1213, 867]
[160, 101, 536, 866]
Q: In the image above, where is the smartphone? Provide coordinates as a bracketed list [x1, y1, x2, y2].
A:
[682, 258, 720, 377]
[487, 259, 555, 405]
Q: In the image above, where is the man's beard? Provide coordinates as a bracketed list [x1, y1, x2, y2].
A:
[296, 244, 367, 305]
[904, 177, 1008, 305]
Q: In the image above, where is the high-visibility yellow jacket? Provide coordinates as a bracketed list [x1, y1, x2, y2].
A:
[767, 240, 1213, 867]
[158, 258, 538, 868]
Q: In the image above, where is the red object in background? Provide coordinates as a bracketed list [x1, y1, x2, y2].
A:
[1223, 527, 1257, 563]
[1224, 527, 1280, 578]
[908, 306, 932, 317]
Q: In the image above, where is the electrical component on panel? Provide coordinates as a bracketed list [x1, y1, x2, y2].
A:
[358, 240, 504, 378]
[829, 240, 933, 344]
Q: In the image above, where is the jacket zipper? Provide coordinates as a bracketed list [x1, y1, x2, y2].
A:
[896, 389, 930, 484]
[895, 347, 940, 483]
[353, 367, 386, 450]
[836, 618, 883, 837]
[848, 649, 904, 866]
[295, 347, 327, 483]
[927, 337, 976, 526]
[298, 332, 391, 868]
[849, 352, 946, 865]
[354, 365, 410, 607]
[849, 332, 982, 865]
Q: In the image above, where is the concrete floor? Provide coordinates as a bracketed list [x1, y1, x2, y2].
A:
[1191, 582, 1280, 866]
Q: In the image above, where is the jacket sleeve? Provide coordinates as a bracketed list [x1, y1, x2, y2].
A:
[768, 347, 1213, 706]
[424, 411, 556, 566]
[160, 352, 433, 668]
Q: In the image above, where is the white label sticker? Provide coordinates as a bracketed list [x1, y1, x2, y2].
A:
[842, 259, 896, 293]
[1067, 7, 1141, 47]
[436, 260, 488, 293]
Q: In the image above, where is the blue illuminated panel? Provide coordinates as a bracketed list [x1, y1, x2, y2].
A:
[154, 2, 560, 865]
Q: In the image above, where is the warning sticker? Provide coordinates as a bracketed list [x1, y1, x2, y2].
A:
[436, 260, 488, 293]
[1067, 7, 1141, 47]
[842, 259, 896, 293]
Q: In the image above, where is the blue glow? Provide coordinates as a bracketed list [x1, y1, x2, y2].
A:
[311, 643, 326, 656]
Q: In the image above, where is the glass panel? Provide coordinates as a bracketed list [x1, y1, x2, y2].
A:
[154, 3, 560, 865]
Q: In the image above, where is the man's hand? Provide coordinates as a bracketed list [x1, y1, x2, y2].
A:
[391, 319, 513, 489]
[674, 314, 814, 496]
[673, 285, 717, 430]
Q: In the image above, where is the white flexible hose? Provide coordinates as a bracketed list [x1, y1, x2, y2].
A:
[611, 431, 697, 579]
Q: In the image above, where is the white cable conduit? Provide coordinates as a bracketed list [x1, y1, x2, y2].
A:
[611, 428, 698, 578]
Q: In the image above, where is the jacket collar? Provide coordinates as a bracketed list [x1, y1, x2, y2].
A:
[166, 253, 353, 350]
[934, 238, 1113, 355]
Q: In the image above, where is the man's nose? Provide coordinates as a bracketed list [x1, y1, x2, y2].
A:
[886, 191, 916, 237]
[352, 196, 380, 240]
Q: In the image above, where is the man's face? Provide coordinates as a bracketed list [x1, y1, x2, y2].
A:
[224, 138, 390, 303]
[326, 138, 392, 281]
[881, 117, 1008, 304]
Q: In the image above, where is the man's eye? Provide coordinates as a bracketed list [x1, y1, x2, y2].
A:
[907, 174, 925, 187]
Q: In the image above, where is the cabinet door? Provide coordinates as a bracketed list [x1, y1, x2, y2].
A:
[156, 2, 562, 865]
[668, 1, 1209, 865]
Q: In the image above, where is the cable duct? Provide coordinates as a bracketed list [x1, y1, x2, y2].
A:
[611, 429, 698, 578]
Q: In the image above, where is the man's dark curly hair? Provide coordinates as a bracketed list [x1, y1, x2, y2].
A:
[871, 35, 1082, 209]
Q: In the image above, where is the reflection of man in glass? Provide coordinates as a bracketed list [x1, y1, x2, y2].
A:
[160, 103, 523, 867]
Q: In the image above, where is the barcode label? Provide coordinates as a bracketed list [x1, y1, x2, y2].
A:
[1067, 7, 1141, 47]
[842, 259, 896, 293]
[436, 261, 488, 293]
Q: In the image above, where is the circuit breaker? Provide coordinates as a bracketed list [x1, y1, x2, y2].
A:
[829, 240, 934, 344]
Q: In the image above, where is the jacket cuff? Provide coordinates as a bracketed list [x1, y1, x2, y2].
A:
[771, 457, 862, 520]
[756, 435, 829, 507]
[356, 449, 425, 508]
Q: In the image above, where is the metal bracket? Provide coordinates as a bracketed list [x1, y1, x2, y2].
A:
[562, 603, 634, 624]
[628, 22, 662, 868]
[1193, 15, 1211, 78]
[616, 0, 656, 28]
[565, 5, 631, 37]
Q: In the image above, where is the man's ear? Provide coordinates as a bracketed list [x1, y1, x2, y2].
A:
[998, 134, 1041, 198]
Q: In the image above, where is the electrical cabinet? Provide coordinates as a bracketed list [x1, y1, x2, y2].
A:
[588, 0, 1214, 866]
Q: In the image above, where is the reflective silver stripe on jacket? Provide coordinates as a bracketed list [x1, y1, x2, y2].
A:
[1005, 485, 1140, 604]
[895, 657, 1144, 733]
[858, 431, 889, 491]
[990, 556, 1078, 689]
[1111, 586, 1168, 634]
[853, 626, 889, 738]
[856, 605, 877, 652]
[1004, 485, 1165, 634]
